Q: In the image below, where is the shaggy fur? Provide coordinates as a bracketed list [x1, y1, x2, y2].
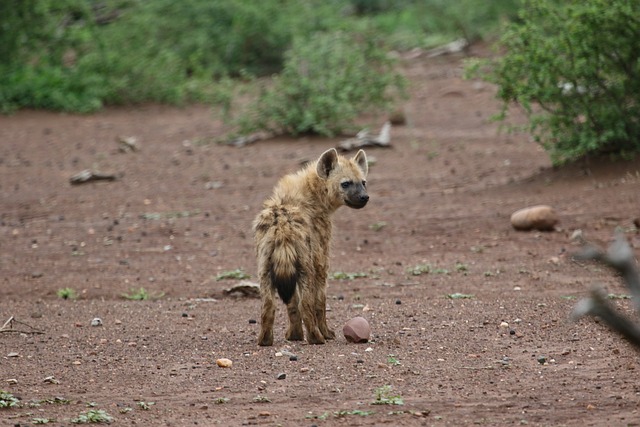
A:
[253, 148, 369, 346]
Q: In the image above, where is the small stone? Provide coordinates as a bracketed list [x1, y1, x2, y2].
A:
[300, 367, 310, 373]
[275, 352, 283, 357]
[43, 376, 59, 384]
[561, 348, 571, 356]
[6, 379, 18, 385]
[128, 341, 137, 347]
[586, 404, 596, 410]
[72, 360, 82, 365]
[7, 352, 19, 358]
[289, 356, 298, 361]
[248, 319, 257, 324]
[90, 317, 103, 327]
[216, 358, 233, 368]
[276, 373, 286, 380]
[181, 313, 189, 318]
[537, 355, 547, 365]
[114, 319, 122, 325]
[395, 299, 402, 305]
[509, 329, 516, 335]
[343, 317, 371, 343]
[499, 321, 509, 329]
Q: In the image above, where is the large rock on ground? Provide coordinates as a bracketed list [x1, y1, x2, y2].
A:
[343, 317, 371, 343]
[510, 205, 559, 231]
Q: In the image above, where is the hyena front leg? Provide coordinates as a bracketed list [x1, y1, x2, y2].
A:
[285, 290, 304, 341]
[258, 286, 277, 346]
[314, 274, 336, 340]
[300, 282, 325, 344]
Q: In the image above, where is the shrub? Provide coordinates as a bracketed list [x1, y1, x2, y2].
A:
[471, 0, 640, 164]
[233, 31, 406, 137]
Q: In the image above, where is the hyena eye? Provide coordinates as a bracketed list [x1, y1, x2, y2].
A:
[341, 181, 352, 189]
[362, 180, 366, 187]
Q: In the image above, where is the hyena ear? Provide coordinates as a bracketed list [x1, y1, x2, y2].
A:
[353, 149, 368, 177]
[316, 148, 339, 179]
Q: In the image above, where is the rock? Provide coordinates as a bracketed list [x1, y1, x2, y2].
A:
[276, 373, 286, 380]
[216, 358, 233, 368]
[510, 205, 558, 231]
[90, 317, 103, 327]
[343, 316, 371, 343]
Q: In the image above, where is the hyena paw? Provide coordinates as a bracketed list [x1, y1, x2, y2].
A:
[258, 332, 274, 346]
[307, 331, 326, 345]
[285, 329, 304, 341]
[323, 328, 336, 340]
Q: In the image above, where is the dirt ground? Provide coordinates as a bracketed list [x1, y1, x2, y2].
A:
[2, 46, 640, 427]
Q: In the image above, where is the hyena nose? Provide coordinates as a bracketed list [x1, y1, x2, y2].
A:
[360, 194, 369, 202]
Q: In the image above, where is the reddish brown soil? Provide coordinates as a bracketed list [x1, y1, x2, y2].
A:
[2, 47, 640, 427]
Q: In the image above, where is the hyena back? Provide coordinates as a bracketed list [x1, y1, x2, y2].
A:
[253, 148, 369, 346]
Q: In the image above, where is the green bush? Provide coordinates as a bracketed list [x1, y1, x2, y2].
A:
[0, 0, 342, 112]
[472, 0, 640, 164]
[233, 31, 406, 137]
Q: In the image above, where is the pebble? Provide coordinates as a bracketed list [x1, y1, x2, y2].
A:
[276, 373, 286, 380]
[6, 379, 18, 385]
[7, 352, 19, 358]
[289, 356, 298, 361]
[500, 321, 509, 329]
[537, 355, 547, 365]
[90, 317, 103, 327]
[216, 358, 233, 368]
[395, 299, 402, 305]
[248, 319, 257, 324]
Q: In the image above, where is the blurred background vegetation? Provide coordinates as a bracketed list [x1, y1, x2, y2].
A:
[1, 0, 638, 163]
[0, 0, 520, 114]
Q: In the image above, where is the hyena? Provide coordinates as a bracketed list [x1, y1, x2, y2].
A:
[253, 148, 369, 346]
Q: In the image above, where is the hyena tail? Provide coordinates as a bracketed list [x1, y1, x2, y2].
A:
[255, 207, 307, 304]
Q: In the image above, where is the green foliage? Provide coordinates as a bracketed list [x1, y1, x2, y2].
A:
[471, 0, 640, 164]
[371, 385, 404, 405]
[0, 0, 337, 112]
[71, 409, 113, 424]
[0, 390, 20, 408]
[215, 269, 250, 281]
[331, 271, 368, 280]
[234, 31, 406, 137]
[57, 287, 78, 300]
[361, 0, 521, 49]
[0, 0, 519, 113]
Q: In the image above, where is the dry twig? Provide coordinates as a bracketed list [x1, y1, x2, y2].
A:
[337, 122, 391, 152]
[571, 233, 640, 349]
[0, 316, 45, 335]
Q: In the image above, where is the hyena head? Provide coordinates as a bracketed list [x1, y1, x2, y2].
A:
[316, 148, 369, 209]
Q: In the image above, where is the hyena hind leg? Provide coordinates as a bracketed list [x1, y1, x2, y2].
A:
[258, 286, 277, 346]
[285, 291, 304, 341]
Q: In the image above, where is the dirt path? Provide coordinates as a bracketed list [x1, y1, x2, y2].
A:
[1, 47, 640, 426]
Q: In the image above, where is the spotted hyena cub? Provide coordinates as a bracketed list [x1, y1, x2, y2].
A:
[253, 148, 369, 346]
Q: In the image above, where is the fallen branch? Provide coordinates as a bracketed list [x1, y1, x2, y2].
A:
[337, 121, 391, 152]
[0, 316, 45, 335]
[70, 169, 117, 185]
[571, 233, 640, 349]
[224, 132, 272, 147]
